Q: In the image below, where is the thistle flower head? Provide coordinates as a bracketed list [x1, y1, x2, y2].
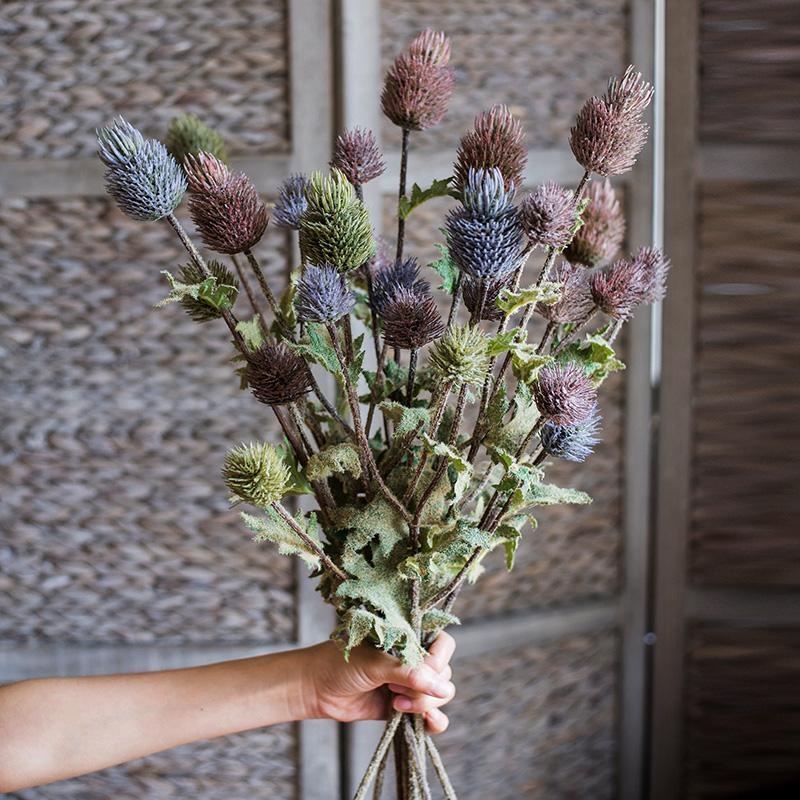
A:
[177, 260, 239, 323]
[533, 363, 597, 426]
[380, 288, 445, 350]
[537, 261, 593, 324]
[97, 117, 186, 221]
[570, 65, 653, 177]
[453, 104, 527, 193]
[183, 152, 232, 194]
[331, 127, 386, 187]
[381, 31, 455, 131]
[295, 264, 355, 324]
[589, 256, 649, 320]
[165, 113, 228, 165]
[222, 442, 290, 507]
[463, 273, 515, 322]
[370, 256, 430, 315]
[632, 246, 670, 303]
[520, 182, 579, 250]
[428, 324, 491, 386]
[299, 170, 375, 272]
[564, 179, 625, 267]
[246, 342, 313, 406]
[540, 404, 602, 462]
[188, 171, 268, 254]
[462, 167, 515, 218]
[272, 174, 310, 230]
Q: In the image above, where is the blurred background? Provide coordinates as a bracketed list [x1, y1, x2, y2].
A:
[0, 1, 798, 798]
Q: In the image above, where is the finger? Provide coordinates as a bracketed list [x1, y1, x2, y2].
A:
[440, 664, 452, 682]
[424, 708, 449, 734]
[392, 693, 451, 715]
[425, 632, 456, 673]
[385, 662, 454, 700]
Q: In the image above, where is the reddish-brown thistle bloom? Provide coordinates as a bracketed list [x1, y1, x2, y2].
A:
[331, 127, 386, 186]
[537, 261, 593, 324]
[533, 363, 597, 426]
[589, 256, 649, 320]
[632, 246, 671, 303]
[565, 179, 625, 267]
[381, 30, 455, 131]
[453, 104, 527, 193]
[463, 273, 515, 322]
[570, 65, 653, 177]
[380, 288, 445, 350]
[246, 343, 313, 406]
[520, 182, 579, 250]
[183, 152, 231, 194]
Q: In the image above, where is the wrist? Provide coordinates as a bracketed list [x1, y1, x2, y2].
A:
[281, 645, 324, 722]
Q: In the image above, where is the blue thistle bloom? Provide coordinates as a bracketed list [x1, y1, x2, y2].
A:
[273, 174, 310, 230]
[370, 256, 430, 315]
[461, 167, 515, 218]
[540, 404, 602, 462]
[97, 117, 186, 221]
[295, 264, 355, 324]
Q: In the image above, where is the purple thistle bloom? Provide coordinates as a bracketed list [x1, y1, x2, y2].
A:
[97, 117, 145, 169]
[463, 273, 515, 322]
[533, 363, 597, 426]
[380, 287, 445, 350]
[520, 182, 579, 250]
[632, 246, 671, 303]
[272, 174, 310, 230]
[589, 256, 649, 320]
[371, 256, 430, 315]
[537, 261, 593, 324]
[462, 167, 515, 218]
[331, 128, 386, 187]
[565, 179, 625, 267]
[295, 264, 355, 324]
[540, 404, 602, 462]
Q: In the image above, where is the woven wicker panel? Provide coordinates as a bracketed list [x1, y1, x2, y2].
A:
[690, 182, 800, 586]
[0, 0, 290, 160]
[9, 726, 297, 799]
[685, 625, 800, 798]
[380, 0, 628, 152]
[0, 197, 295, 644]
[430, 630, 618, 799]
[700, 0, 800, 144]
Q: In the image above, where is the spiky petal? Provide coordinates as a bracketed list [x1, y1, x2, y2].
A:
[272, 174, 310, 230]
[295, 264, 356, 324]
[331, 127, 386, 186]
[246, 343, 313, 406]
[453, 104, 527, 193]
[565, 179, 625, 267]
[380, 288, 445, 350]
[632, 246, 671, 303]
[589, 256, 649, 320]
[533, 363, 597, 426]
[222, 442, 291, 507]
[520, 182, 579, 250]
[371, 256, 431, 315]
[177, 260, 239, 323]
[540, 404, 602, 462]
[166, 113, 228, 164]
[97, 117, 145, 169]
[537, 261, 593, 324]
[183, 152, 232, 194]
[407, 28, 451, 66]
[428, 324, 491, 386]
[462, 167, 515, 218]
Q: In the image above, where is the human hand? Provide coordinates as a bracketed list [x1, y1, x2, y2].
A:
[301, 633, 456, 734]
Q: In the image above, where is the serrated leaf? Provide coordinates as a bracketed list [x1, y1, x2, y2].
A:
[428, 242, 459, 295]
[276, 442, 314, 495]
[495, 281, 561, 316]
[511, 347, 553, 385]
[487, 327, 524, 357]
[398, 177, 454, 220]
[330, 497, 407, 557]
[306, 442, 362, 482]
[235, 314, 266, 351]
[380, 401, 429, 438]
[495, 514, 535, 570]
[494, 456, 592, 511]
[560, 333, 626, 385]
[421, 607, 460, 632]
[242, 509, 323, 570]
[485, 383, 540, 452]
[421, 433, 473, 504]
[155, 270, 237, 312]
[290, 322, 341, 376]
[347, 333, 366, 384]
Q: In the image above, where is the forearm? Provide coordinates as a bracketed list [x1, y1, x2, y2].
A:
[0, 649, 311, 792]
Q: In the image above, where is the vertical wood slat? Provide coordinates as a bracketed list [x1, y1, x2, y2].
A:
[649, 0, 699, 797]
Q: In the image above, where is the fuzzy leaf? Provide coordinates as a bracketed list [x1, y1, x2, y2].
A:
[276, 442, 313, 495]
[156, 270, 236, 312]
[485, 383, 540, 452]
[235, 314, 266, 351]
[495, 281, 561, 316]
[421, 433, 473, 504]
[560, 333, 626, 385]
[380, 401, 430, 439]
[429, 242, 459, 295]
[494, 457, 592, 510]
[398, 177, 454, 220]
[242, 509, 322, 570]
[330, 497, 407, 557]
[487, 327, 524, 357]
[347, 333, 366, 384]
[275, 274, 298, 335]
[306, 442, 362, 482]
[511, 347, 553, 385]
[290, 322, 341, 376]
[360, 360, 408, 405]
[421, 607, 460, 633]
[495, 514, 535, 570]
[407, 521, 494, 586]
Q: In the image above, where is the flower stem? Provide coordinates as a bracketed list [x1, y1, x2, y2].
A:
[230, 253, 267, 330]
[550, 305, 598, 357]
[396, 127, 410, 265]
[243, 249, 281, 323]
[406, 347, 418, 405]
[353, 711, 403, 800]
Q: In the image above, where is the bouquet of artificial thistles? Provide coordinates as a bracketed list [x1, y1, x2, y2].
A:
[95, 28, 667, 800]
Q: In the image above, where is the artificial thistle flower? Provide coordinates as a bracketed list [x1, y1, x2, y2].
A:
[97, 117, 186, 221]
[272, 174, 310, 230]
[589, 255, 649, 320]
[165, 113, 228, 165]
[246, 342, 313, 406]
[184, 152, 232, 194]
[381, 29, 455, 131]
[565, 179, 625, 267]
[380, 287, 445, 350]
[461, 166, 515, 218]
[370, 256, 430, 315]
[222, 441, 290, 507]
[533, 363, 597, 426]
[295, 264, 355, 324]
[428, 324, 491, 386]
[177, 260, 239, 323]
[453, 104, 527, 193]
[570, 65, 654, 177]
[463, 273, 515, 322]
[331, 127, 386, 187]
[446, 168, 524, 281]
[633, 246, 671, 303]
[540, 404, 602, 462]
[520, 182, 580, 250]
[537, 261, 593, 324]
[299, 170, 375, 272]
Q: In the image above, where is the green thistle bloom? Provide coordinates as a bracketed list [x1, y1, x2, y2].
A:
[177, 260, 239, 322]
[428, 324, 491, 386]
[299, 169, 375, 272]
[222, 442, 290, 507]
[166, 113, 228, 164]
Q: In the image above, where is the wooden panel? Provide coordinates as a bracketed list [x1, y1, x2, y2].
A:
[0, 197, 294, 644]
[690, 181, 800, 586]
[0, 0, 290, 160]
[699, 0, 800, 144]
[685, 625, 800, 798]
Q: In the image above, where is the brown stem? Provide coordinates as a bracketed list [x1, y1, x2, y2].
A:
[551, 305, 598, 357]
[446, 270, 464, 329]
[365, 341, 390, 441]
[395, 127, 410, 265]
[230, 253, 266, 330]
[342, 313, 355, 363]
[426, 736, 457, 800]
[353, 711, 403, 800]
[243, 249, 281, 322]
[406, 347, 418, 406]
[537, 320, 555, 354]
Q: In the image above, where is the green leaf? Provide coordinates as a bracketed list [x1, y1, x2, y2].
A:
[559, 333, 626, 385]
[511, 347, 553, 385]
[379, 401, 430, 439]
[398, 177, 454, 220]
[421, 608, 460, 633]
[241, 509, 323, 570]
[485, 383, 539, 452]
[421, 433, 473, 505]
[495, 514, 535, 570]
[347, 333, 366, 384]
[276, 442, 313, 495]
[487, 327, 523, 357]
[428, 242, 459, 295]
[306, 442, 362, 482]
[495, 281, 561, 316]
[274, 273, 298, 335]
[290, 322, 341, 376]
[155, 270, 237, 312]
[360, 361, 408, 405]
[235, 314, 266, 351]
[494, 456, 592, 511]
[330, 497, 408, 557]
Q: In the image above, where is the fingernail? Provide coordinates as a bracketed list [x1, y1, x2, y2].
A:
[394, 696, 412, 711]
